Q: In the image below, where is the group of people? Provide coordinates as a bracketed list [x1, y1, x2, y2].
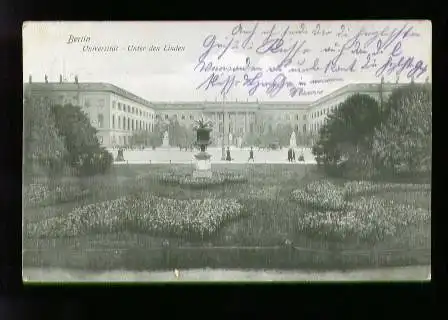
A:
[287, 148, 305, 162]
[114, 146, 304, 163]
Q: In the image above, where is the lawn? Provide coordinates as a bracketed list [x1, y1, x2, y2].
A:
[23, 163, 431, 271]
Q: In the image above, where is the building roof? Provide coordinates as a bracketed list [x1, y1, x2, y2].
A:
[24, 82, 153, 108]
[24, 80, 431, 111]
[308, 82, 412, 107]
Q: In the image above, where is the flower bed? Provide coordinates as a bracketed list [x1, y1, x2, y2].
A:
[26, 193, 244, 239]
[156, 171, 248, 188]
[298, 197, 430, 241]
[290, 179, 431, 242]
[291, 180, 346, 211]
[23, 182, 89, 208]
[343, 181, 431, 198]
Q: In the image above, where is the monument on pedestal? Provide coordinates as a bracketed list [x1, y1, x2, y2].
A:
[192, 117, 214, 179]
[237, 136, 243, 148]
[162, 131, 170, 148]
[228, 133, 233, 146]
[290, 131, 297, 148]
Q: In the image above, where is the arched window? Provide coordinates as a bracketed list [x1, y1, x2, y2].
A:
[112, 115, 115, 129]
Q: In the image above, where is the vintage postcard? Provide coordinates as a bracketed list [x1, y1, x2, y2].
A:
[22, 21, 431, 282]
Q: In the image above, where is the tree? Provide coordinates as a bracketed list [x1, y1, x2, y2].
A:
[312, 94, 382, 177]
[274, 123, 294, 147]
[243, 132, 259, 146]
[51, 103, 112, 176]
[372, 84, 432, 177]
[23, 97, 67, 179]
[131, 130, 149, 146]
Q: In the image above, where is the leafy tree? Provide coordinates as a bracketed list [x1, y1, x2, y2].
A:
[312, 94, 382, 177]
[131, 130, 149, 146]
[23, 97, 67, 178]
[243, 132, 259, 147]
[51, 103, 112, 176]
[372, 84, 432, 177]
[275, 123, 294, 147]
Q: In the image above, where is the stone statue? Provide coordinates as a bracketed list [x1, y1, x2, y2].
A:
[162, 130, 170, 148]
[228, 133, 233, 145]
[290, 131, 297, 148]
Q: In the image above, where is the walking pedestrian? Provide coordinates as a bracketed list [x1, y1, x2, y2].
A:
[226, 147, 232, 162]
[248, 147, 255, 162]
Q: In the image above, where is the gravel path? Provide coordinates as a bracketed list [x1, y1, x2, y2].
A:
[23, 266, 431, 282]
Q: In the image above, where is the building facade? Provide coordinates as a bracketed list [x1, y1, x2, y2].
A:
[24, 78, 419, 148]
[24, 82, 156, 147]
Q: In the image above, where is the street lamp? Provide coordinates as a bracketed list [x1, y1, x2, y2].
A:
[221, 94, 226, 160]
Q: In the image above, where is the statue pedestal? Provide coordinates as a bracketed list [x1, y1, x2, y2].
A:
[193, 152, 212, 178]
[161, 138, 170, 148]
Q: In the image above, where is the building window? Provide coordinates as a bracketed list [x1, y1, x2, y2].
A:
[181, 114, 185, 120]
[165, 114, 168, 120]
[295, 124, 299, 132]
[85, 98, 91, 108]
[303, 114, 307, 120]
[295, 114, 299, 120]
[97, 114, 104, 128]
[118, 116, 121, 129]
[190, 114, 194, 120]
[112, 115, 115, 129]
[118, 103, 122, 110]
[123, 117, 126, 130]
[127, 105, 130, 113]
[112, 101, 116, 109]
[151, 123, 153, 132]
[127, 118, 130, 131]
[131, 119, 134, 131]
[303, 124, 307, 133]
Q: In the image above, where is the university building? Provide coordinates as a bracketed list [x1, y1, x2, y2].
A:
[24, 75, 424, 148]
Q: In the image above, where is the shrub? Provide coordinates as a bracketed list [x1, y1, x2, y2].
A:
[26, 194, 244, 239]
[291, 180, 346, 211]
[77, 148, 114, 176]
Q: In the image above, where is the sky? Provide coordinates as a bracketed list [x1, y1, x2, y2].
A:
[23, 21, 432, 102]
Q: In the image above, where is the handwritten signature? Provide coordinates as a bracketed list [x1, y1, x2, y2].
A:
[196, 72, 322, 98]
